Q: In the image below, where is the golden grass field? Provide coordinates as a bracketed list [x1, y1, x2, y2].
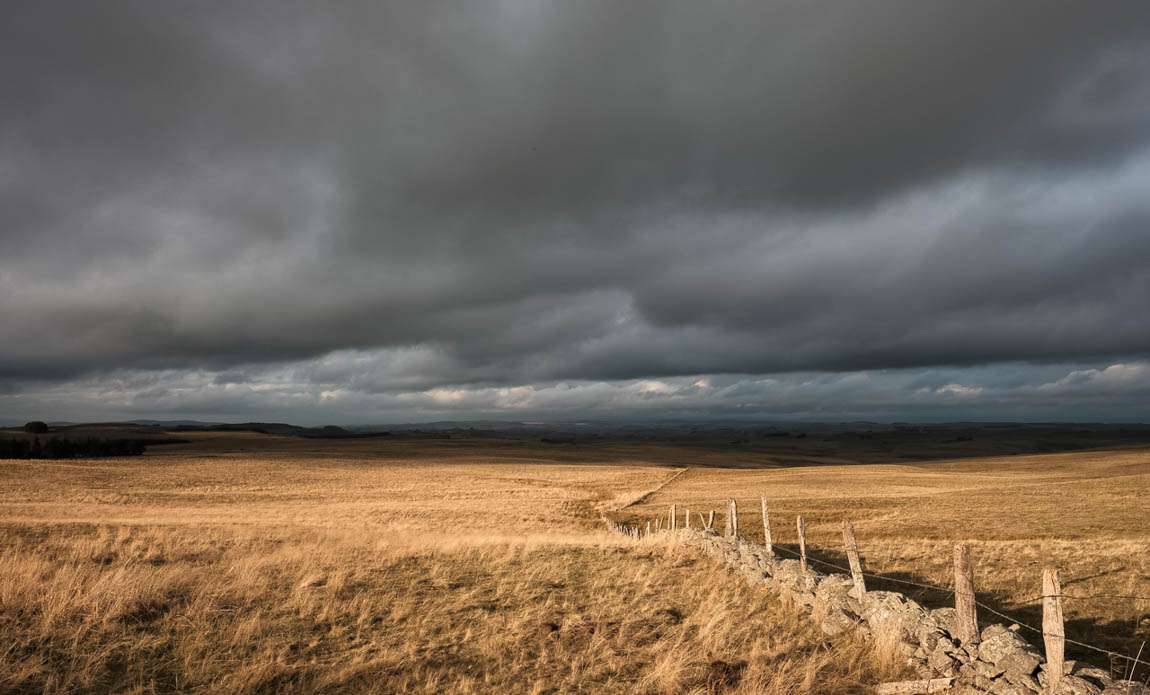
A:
[620, 447, 1150, 677]
[1, 431, 1148, 692]
[0, 433, 903, 694]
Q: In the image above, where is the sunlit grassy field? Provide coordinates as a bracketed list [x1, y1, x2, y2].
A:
[1, 432, 1147, 691]
[620, 447, 1150, 675]
[0, 433, 899, 694]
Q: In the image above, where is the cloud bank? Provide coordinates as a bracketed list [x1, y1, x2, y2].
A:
[2, 1, 1150, 422]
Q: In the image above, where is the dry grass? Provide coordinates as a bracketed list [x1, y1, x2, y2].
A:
[0, 436, 901, 694]
[4, 433, 1147, 690]
[623, 448, 1150, 674]
[0, 529, 901, 694]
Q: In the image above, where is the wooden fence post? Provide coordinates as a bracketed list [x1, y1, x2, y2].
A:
[727, 499, 739, 539]
[796, 515, 807, 572]
[842, 520, 866, 599]
[707, 510, 715, 531]
[684, 507, 690, 529]
[646, 520, 651, 536]
[760, 497, 773, 555]
[670, 504, 677, 531]
[953, 544, 979, 645]
[1042, 568, 1065, 694]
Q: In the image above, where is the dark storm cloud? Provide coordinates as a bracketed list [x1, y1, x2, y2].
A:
[3, 0, 1150, 418]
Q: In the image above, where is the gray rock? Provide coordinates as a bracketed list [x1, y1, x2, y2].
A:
[990, 683, 1037, 695]
[1055, 675, 1103, 695]
[1072, 667, 1113, 689]
[930, 607, 957, 635]
[818, 606, 860, 636]
[773, 559, 818, 593]
[978, 625, 1041, 676]
[917, 626, 946, 653]
[861, 591, 929, 642]
[976, 659, 1007, 679]
[935, 635, 961, 655]
[1003, 652, 1042, 678]
[1040, 671, 1108, 695]
[928, 646, 960, 676]
[1001, 670, 1041, 692]
[814, 574, 861, 615]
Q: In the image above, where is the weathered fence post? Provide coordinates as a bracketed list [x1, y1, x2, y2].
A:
[842, 520, 866, 599]
[796, 515, 807, 572]
[707, 510, 715, 531]
[684, 507, 690, 529]
[727, 499, 739, 539]
[646, 520, 651, 536]
[670, 504, 677, 531]
[953, 544, 979, 645]
[760, 496, 773, 555]
[1042, 568, 1065, 694]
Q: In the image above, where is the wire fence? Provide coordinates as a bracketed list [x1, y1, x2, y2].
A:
[764, 543, 1150, 670]
[616, 515, 1150, 676]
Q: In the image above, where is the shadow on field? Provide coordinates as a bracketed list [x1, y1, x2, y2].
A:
[116, 421, 1150, 472]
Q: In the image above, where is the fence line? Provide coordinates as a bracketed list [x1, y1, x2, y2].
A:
[611, 503, 1150, 680]
[769, 542, 1150, 671]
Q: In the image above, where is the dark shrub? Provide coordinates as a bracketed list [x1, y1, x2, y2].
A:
[23, 421, 49, 434]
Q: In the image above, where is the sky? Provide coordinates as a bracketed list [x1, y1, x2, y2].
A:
[2, 1, 1150, 425]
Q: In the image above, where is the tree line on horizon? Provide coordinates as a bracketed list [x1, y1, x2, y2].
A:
[1, 436, 147, 459]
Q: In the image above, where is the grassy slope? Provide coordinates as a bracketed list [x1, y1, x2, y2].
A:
[0, 436, 900, 694]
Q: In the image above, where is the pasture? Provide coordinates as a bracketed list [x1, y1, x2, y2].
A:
[1, 431, 1147, 692]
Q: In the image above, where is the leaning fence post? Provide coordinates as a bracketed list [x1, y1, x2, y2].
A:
[953, 544, 979, 645]
[727, 499, 739, 539]
[842, 520, 866, 599]
[796, 515, 807, 572]
[760, 497, 773, 555]
[670, 504, 677, 531]
[1042, 568, 1065, 693]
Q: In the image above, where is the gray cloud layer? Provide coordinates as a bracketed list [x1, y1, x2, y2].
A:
[3, 2, 1150, 421]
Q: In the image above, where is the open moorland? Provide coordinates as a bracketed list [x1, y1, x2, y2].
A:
[1, 428, 1148, 692]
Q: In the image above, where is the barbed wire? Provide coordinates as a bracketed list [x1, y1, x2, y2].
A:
[1063, 593, 1150, 602]
[767, 540, 1150, 669]
[617, 521, 1150, 672]
[761, 539, 1150, 669]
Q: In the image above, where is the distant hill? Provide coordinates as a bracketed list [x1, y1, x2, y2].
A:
[128, 419, 225, 427]
[170, 422, 391, 439]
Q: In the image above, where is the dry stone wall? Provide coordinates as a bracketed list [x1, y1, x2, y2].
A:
[666, 528, 1145, 695]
